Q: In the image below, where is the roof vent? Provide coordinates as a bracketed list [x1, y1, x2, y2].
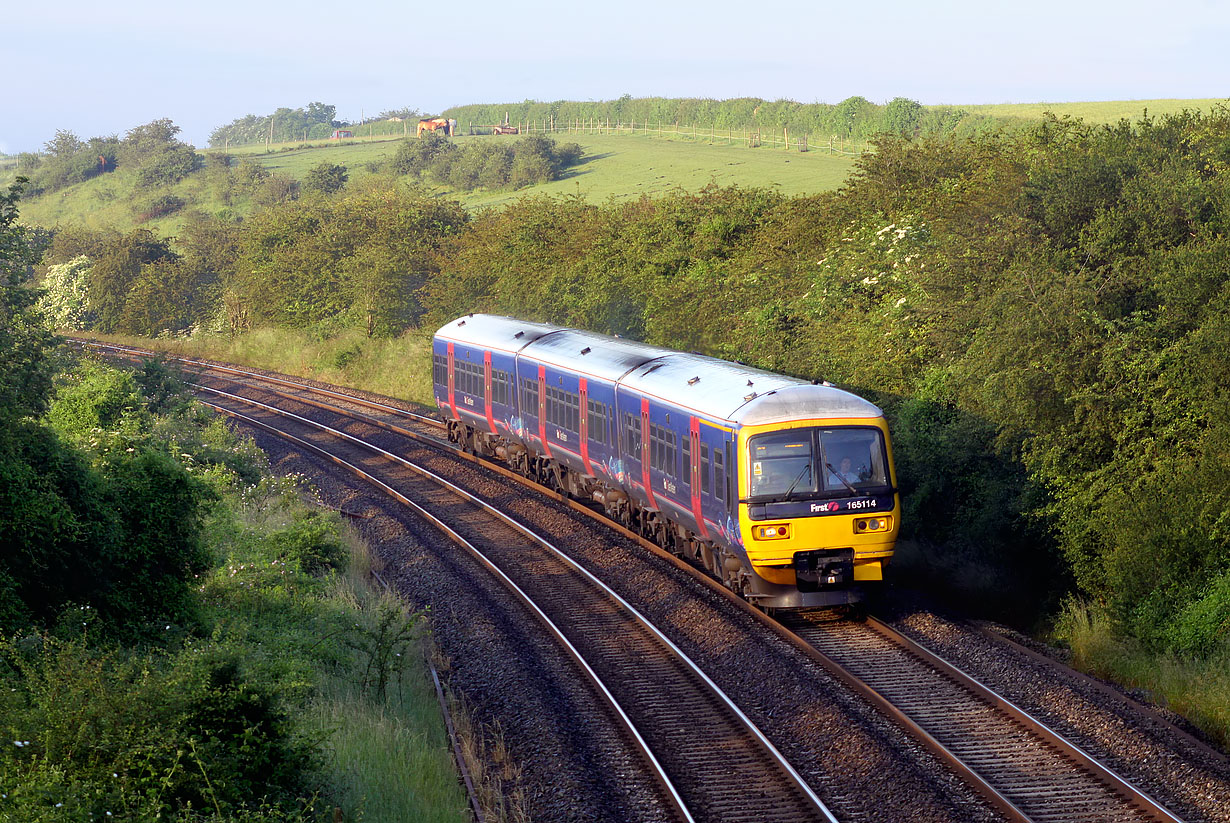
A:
[744, 392, 757, 401]
[580, 347, 591, 355]
[514, 331, 524, 338]
[746, 379, 754, 387]
[687, 376, 700, 385]
[458, 320, 466, 327]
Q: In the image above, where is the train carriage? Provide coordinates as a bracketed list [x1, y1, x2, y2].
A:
[433, 314, 900, 609]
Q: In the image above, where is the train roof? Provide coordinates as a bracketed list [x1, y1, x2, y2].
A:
[517, 328, 666, 382]
[621, 353, 882, 424]
[434, 314, 559, 354]
[434, 314, 883, 424]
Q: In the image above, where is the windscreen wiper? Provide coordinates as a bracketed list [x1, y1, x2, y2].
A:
[825, 462, 858, 494]
[782, 464, 812, 502]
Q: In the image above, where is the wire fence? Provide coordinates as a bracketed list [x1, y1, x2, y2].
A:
[208, 119, 870, 158]
[469, 118, 870, 156]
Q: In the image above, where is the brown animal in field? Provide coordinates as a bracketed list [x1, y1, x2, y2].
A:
[417, 117, 456, 137]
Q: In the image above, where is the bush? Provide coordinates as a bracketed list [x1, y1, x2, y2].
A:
[135, 193, 186, 222]
[390, 133, 583, 190]
[303, 162, 348, 195]
[271, 511, 347, 576]
[254, 174, 299, 206]
[0, 637, 318, 819]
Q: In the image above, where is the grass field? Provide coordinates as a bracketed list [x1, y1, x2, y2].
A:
[227, 130, 858, 204]
[12, 131, 857, 233]
[962, 98, 1227, 124]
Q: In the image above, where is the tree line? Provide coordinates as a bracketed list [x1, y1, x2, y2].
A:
[25, 107, 1230, 661]
[442, 94, 1022, 140]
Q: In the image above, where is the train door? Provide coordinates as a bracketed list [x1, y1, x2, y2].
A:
[483, 351, 495, 433]
[537, 366, 551, 458]
[579, 378, 593, 476]
[446, 342, 457, 419]
[689, 418, 709, 539]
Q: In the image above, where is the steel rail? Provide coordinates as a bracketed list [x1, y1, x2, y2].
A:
[193, 391, 696, 823]
[193, 383, 838, 823]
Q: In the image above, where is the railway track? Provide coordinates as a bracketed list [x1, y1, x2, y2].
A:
[79, 341, 1205, 822]
[155, 357, 836, 822]
[778, 612, 1183, 823]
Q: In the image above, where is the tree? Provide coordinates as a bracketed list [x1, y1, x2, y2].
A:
[303, 162, 348, 195]
[306, 101, 337, 125]
[120, 119, 203, 187]
[43, 129, 84, 158]
[86, 230, 177, 333]
[37, 255, 93, 330]
[884, 97, 923, 138]
[835, 96, 875, 137]
[0, 179, 56, 421]
[379, 106, 421, 121]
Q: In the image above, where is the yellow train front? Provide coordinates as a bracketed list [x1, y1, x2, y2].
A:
[734, 409, 899, 608]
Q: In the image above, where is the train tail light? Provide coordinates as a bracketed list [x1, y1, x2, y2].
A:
[753, 524, 790, 540]
[854, 516, 892, 534]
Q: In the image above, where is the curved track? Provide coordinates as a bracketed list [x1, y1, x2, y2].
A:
[80, 341, 1198, 823]
[160, 359, 836, 823]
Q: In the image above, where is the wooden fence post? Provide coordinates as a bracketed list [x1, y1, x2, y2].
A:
[784, 127, 789, 151]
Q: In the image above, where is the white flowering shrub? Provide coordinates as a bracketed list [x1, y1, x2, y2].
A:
[37, 255, 93, 330]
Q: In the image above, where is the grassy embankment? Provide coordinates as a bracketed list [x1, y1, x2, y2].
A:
[1055, 602, 1230, 749]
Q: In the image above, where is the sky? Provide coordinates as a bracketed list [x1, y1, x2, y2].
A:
[3, 0, 1228, 154]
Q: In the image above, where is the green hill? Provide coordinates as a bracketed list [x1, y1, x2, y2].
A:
[14, 130, 858, 233]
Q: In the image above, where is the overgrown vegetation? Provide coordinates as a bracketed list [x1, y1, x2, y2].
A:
[0, 179, 470, 821]
[21, 120, 201, 197]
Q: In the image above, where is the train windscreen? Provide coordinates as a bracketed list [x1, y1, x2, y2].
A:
[748, 426, 889, 501]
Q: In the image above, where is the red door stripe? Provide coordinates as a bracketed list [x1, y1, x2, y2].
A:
[537, 366, 552, 458]
[446, 343, 457, 420]
[483, 351, 496, 433]
[579, 378, 593, 476]
[641, 397, 657, 510]
[690, 416, 709, 539]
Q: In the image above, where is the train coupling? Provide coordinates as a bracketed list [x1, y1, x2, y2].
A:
[793, 548, 854, 592]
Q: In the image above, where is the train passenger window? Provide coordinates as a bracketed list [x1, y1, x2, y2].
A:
[453, 361, 484, 400]
[490, 369, 510, 406]
[714, 450, 725, 502]
[700, 444, 711, 495]
[682, 437, 691, 490]
[521, 378, 538, 417]
[623, 412, 642, 457]
[648, 424, 677, 474]
[587, 400, 607, 445]
[433, 355, 448, 387]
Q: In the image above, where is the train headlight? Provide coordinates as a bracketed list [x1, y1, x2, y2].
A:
[753, 524, 790, 540]
[854, 516, 892, 534]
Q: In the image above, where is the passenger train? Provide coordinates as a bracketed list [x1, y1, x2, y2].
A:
[432, 314, 899, 609]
